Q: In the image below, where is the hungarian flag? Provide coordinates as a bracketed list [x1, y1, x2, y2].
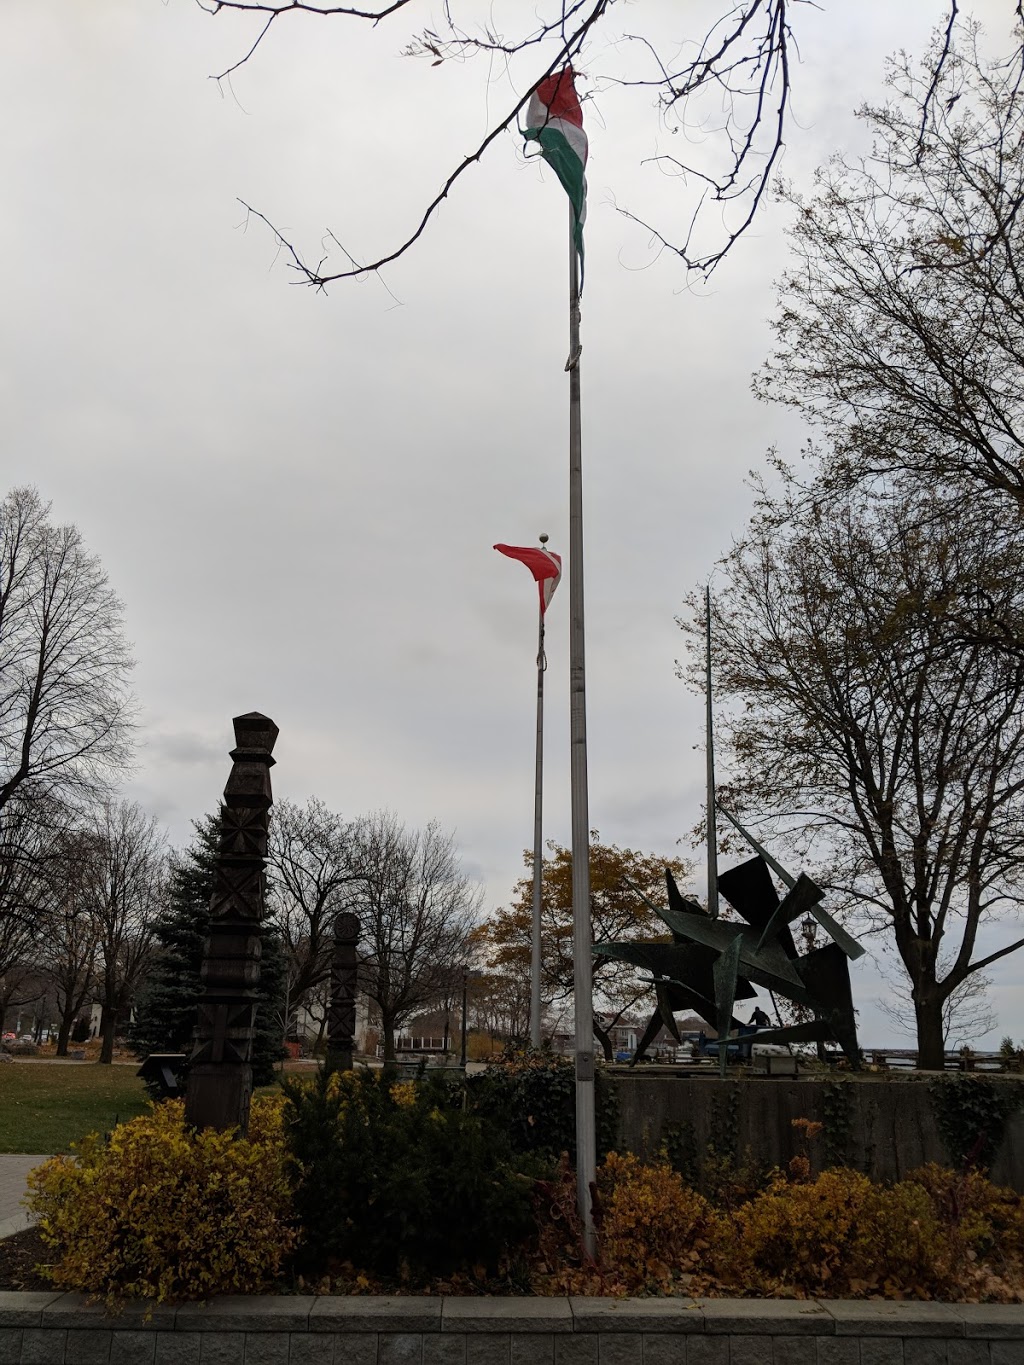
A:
[524, 67, 587, 272]
[494, 543, 562, 614]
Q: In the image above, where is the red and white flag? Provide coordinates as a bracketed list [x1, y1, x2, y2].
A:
[494, 543, 562, 614]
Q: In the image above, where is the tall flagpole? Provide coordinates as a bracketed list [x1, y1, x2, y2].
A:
[705, 586, 720, 919]
[530, 536, 549, 1050]
[567, 207, 596, 1257]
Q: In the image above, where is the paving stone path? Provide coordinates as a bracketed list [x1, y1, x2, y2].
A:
[0, 1156, 49, 1240]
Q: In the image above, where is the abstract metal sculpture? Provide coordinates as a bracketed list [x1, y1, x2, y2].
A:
[609, 589, 865, 1074]
[325, 911, 360, 1075]
[594, 825, 864, 1075]
[184, 712, 278, 1135]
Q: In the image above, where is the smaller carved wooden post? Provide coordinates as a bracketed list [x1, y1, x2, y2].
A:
[185, 712, 278, 1135]
[325, 911, 360, 1075]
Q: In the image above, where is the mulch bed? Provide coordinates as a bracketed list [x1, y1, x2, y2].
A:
[0, 1226, 55, 1291]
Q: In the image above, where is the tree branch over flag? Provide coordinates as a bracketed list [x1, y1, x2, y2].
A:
[185, 0, 989, 286]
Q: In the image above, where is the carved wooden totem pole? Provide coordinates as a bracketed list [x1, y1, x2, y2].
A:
[184, 712, 278, 1135]
[325, 911, 360, 1075]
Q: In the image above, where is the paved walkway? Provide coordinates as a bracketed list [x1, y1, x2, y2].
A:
[0, 1154, 49, 1239]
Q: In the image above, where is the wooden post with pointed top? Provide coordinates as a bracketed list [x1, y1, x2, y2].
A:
[325, 911, 360, 1075]
[185, 712, 277, 1136]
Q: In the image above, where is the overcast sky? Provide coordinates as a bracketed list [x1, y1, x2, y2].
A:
[4, 0, 1022, 1047]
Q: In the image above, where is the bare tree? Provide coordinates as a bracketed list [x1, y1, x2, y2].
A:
[877, 958, 998, 1051]
[350, 812, 479, 1061]
[85, 801, 166, 1065]
[0, 809, 47, 971]
[265, 797, 359, 1029]
[0, 487, 134, 815]
[190, 0, 957, 286]
[0, 795, 66, 1030]
[757, 20, 1024, 511]
[692, 480, 1024, 1070]
[37, 829, 100, 1056]
[468, 968, 534, 1049]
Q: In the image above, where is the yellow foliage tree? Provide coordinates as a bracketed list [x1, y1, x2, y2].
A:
[484, 837, 689, 1059]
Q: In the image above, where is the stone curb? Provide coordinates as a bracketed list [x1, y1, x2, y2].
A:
[817, 1303, 965, 1338]
[570, 1301, 704, 1334]
[443, 1300, 573, 1333]
[699, 1304, 832, 1337]
[309, 1299, 443, 1334]
[0, 1296, 1021, 1334]
[176, 1296, 317, 1332]
[0, 1292, 63, 1328]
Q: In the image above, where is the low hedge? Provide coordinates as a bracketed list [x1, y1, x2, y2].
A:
[25, 1075, 1024, 1304]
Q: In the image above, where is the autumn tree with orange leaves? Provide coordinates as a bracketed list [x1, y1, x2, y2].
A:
[484, 837, 689, 1060]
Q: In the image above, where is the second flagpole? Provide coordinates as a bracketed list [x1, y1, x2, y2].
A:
[530, 540, 548, 1050]
[705, 586, 720, 920]
[567, 205, 596, 1258]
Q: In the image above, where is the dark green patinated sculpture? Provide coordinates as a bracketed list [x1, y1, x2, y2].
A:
[594, 851, 863, 1076]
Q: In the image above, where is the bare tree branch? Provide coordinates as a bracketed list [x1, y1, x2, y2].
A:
[199, 0, 417, 83]
[233, 2, 609, 289]
[915, 0, 958, 164]
[195, 0, 975, 286]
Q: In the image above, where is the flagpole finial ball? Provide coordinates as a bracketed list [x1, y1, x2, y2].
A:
[539, 533, 549, 543]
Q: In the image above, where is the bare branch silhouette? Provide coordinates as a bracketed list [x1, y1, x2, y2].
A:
[197, 0, 979, 286]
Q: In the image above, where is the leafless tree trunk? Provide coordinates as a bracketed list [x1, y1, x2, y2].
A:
[265, 797, 360, 1031]
[0, 487, 134, 815]
[0, 795, 65, 1027]
[84, 802, 166, 1065]
[38, 831, 99, 1056]
[349, 812, 479, 1062]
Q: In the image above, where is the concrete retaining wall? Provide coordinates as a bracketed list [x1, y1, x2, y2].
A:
[2, 1293, 1024, 1365]
[610, 1075, 1024, 1189]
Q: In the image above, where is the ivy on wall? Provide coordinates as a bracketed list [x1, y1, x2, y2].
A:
[928, 1077, 1024, 1169]
[821, 1080, 854, 1168]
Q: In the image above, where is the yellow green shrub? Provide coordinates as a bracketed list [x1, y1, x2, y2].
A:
[907, 1163, 1023, 1259]
[850, 1179, 955, 1296]
[596, 1151, 717, 1292]
[714, 1168, 873, 1295]
[711, 1166, 1006, 1299]
[27, 1097, 295, 1303]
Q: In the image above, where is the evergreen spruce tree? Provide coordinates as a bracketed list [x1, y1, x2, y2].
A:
[129, 812, 287, 1085]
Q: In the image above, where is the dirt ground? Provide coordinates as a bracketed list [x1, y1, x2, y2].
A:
[0, 1225, 53, 1291]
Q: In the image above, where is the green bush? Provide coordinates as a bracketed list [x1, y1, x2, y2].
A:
[283, 1068, 535, 1281]
[466, 1048, 618, 1161]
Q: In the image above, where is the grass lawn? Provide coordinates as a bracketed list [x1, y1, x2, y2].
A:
[0, 1064, 151, 1153]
